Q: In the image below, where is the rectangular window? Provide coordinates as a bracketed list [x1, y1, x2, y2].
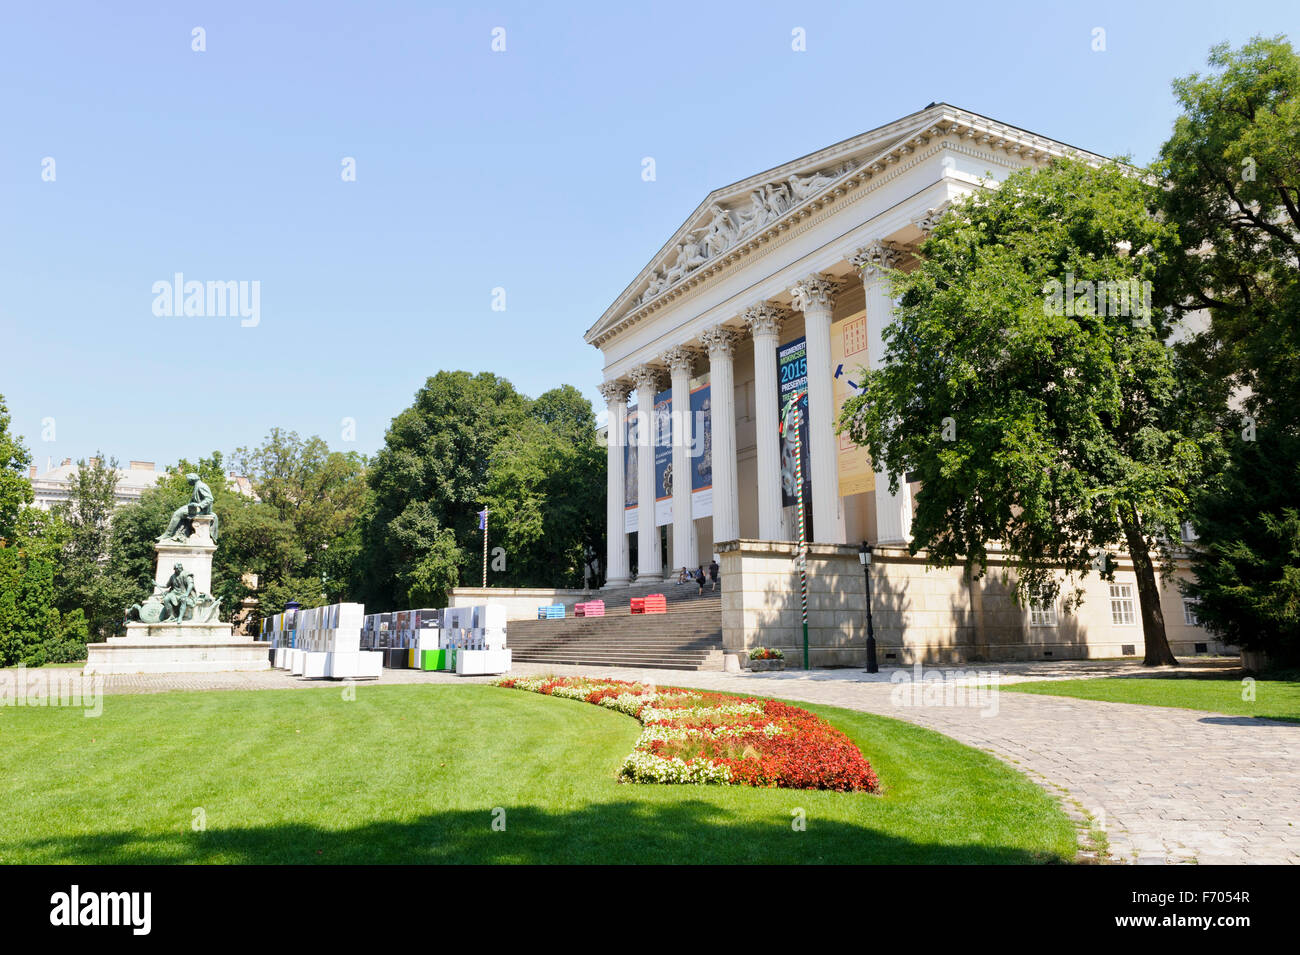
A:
[1180, 521, 1199, 543]
[1029, 596, 1057, 627]
[1183, 598, 1200, 626]
[1110, 583, 1136, 626]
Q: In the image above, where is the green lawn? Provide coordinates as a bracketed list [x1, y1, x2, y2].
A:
[0, 683, 1077, 864]
[1004, 677, 1300, 723]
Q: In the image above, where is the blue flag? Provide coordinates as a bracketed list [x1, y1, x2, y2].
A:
[478, 509, 488, 530]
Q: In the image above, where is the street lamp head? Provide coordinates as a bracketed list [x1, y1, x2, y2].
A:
[858, 540, 872, 566]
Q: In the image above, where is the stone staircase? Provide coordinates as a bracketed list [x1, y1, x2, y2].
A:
[507, 586, 724, 671]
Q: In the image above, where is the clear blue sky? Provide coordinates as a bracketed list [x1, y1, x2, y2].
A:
[1, 0, 1294, 471]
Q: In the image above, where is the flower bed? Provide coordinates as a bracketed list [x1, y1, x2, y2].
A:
[494, 676, 880, 792]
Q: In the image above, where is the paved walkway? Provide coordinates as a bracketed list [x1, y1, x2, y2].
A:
[82, 658, 1298, 865]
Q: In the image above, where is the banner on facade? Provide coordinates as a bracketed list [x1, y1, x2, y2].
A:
[624, 379, 714, 534]
[831, 310, 876, 498]
[653, 388, 672, 527]
[777, 336, 811, 507]
[689, 376, 712, 520]
[623, 412, 639, 533]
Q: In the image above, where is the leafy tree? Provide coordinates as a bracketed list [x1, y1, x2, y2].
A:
[257, 574, 330, 613]
[361, 371, 529, 609]
[483, 392, 605, 589]
[0, 394, 34, 541]
[1155, 35, 1300, 423]
[1156, 37, 1300, 661]
[0, 397, 76, 664]
[1183, 424, 1300, 663]
[360, 374, 605, 609]
[839, 158, 1208, 666]
[231, 429, 368, 600]
[52, 454, 133, 638]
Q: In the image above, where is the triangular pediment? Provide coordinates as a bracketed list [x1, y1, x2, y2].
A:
[586, 103, 1102, 347]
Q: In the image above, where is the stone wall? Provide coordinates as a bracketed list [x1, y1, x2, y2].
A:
[718, 539, 1231, 665]
[719, 540, 867, 667]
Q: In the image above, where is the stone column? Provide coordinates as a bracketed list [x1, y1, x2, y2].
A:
[700, 325, 741, 546]
[630, 363, 665, 580]
[789, 273, 844, 544]
[663, 345, 699, 573]
[598, 379, 631, 587]
[850, 241, 912, 545]
[743, 302, 788, 541]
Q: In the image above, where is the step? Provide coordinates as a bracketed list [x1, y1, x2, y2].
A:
[510, 652, 725, 671]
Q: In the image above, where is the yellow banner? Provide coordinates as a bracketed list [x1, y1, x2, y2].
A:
[831, 309, 875, 497]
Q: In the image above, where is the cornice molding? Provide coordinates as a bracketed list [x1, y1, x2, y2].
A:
[587, 105, 1106, 350]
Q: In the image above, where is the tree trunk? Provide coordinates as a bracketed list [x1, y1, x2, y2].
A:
[1120, 508, 1178, 667]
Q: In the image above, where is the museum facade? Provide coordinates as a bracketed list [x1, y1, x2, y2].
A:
[585, 103, 1224, 664]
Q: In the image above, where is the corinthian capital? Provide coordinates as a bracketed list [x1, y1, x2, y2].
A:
[629, 363, 665, 392]
[741, 302, 788, 339]
[597, 379, 630, 405]
[700, 324, 741, 359]
[911, 201, 952, 235]
[848, 240, 903, 277]
[789, 274, 838, 313]
[661, 345, 700, 377]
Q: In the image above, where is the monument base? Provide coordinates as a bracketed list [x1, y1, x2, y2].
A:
[84, 621, 272, 674]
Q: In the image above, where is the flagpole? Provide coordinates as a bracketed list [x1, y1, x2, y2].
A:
[481, 509, 488, 588]
[781, 390, 810, 671]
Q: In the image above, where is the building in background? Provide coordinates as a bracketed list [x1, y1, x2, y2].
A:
[28, 458, 254, 511]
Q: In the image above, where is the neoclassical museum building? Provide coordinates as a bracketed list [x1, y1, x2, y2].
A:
[585, 103, 1225, 665]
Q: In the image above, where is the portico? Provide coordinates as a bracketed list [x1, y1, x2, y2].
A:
[588, 104, 1009, 570]
[585, 103, 1225, 664]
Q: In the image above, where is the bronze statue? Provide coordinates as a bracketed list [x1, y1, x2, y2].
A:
[158, 473, 219, 542]
[159, 562, 197, 622]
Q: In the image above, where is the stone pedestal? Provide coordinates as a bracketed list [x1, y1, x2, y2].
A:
[83, 513, 270, 675]
[153, 514, 218, 595]
[84, 626, 272, 674]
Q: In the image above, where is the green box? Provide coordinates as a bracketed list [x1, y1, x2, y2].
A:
[420, 650, 447, 671]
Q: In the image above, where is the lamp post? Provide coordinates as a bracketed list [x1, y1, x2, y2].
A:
[858, 541, 877, 673]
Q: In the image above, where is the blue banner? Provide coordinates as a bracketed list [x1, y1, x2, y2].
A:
[777, 336, 811, 508]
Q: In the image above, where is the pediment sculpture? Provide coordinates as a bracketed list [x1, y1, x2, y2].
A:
[638, 159, 860, 304]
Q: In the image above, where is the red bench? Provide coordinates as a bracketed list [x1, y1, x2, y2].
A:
[630, 598, 645, 614]
[643, 594, 667, 614]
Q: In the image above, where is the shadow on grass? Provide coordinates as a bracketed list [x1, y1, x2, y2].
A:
[13, 800, 1063, 865]
[1197, 715, 1300, 727]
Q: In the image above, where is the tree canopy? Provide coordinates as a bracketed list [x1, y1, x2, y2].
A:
[839, 158, 1210, 665]
[360, 372, 604, 609]
[1157, 36, 1300, 664]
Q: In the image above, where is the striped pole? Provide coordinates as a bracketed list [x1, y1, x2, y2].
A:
[781, 389, 810, 670]
[482, 509, 488, 588]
